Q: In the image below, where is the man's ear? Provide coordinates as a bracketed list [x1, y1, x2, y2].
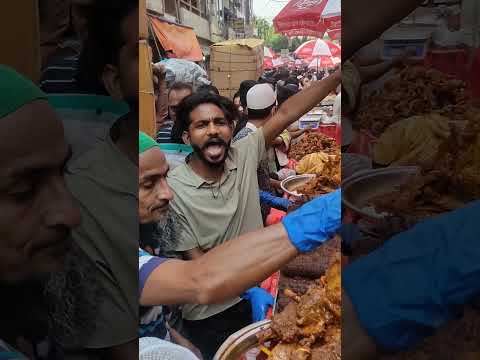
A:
[182, 131, 190, 145]
[102, 64, 124, 100]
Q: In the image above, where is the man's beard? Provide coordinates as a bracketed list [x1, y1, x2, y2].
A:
[140, 208, 181, 257]
[0, 242, 101, 351]
[43, 242, 102, 348]
[191, 137, 231, 169]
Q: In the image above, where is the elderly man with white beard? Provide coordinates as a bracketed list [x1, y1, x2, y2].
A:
[0, 66, 101, 359]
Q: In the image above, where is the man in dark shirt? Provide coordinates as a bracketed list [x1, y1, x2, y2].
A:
[156, 82, 192, 144]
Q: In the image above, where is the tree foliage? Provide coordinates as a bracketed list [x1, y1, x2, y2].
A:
[253, 17, 312, 53]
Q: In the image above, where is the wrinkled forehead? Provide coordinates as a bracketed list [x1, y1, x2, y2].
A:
[139, 148, 169, 177]
[190, 103, 226, 122]
[0, 101, 67, 177]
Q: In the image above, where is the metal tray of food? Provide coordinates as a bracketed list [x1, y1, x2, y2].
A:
[280, 174, 316, 197]
[342, 166, 420, 219]
[214, 320, 271, 360]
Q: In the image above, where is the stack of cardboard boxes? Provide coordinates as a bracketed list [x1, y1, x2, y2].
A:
[210, 38, 264, 99]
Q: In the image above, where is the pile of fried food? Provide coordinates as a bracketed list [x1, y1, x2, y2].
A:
[356, 66, 468, 136]
[278, 236, 340, 312]
[256, 260, 341, 360]
[371, 109, 480, 223]
[288, 133, 337, 161]
[296, 153, 341, 197]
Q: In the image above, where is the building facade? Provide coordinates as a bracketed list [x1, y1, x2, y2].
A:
[147, 0, 253, 56]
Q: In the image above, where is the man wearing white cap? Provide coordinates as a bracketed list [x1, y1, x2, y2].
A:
[165, 71, 341, 358]
[233, 83, 293, 221]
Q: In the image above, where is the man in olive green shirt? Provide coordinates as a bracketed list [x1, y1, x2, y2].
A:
[167, 71, 341, 358]
[64, 1, 139, 359]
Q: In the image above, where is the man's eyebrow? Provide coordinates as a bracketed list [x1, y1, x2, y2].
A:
[197, 117, 226, 122]
[140, 167, 170, 181]
[7, 145, 73, 179]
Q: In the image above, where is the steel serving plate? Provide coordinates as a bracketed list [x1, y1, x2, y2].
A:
[280, 174, 317, 197]
[214, 320, 272, 360]
[342, 166, 420, 220]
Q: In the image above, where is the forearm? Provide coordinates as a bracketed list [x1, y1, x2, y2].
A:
[358, 61, 394, 84]
[141, 224, 298, 306]
[269, 178, 281, 190]
[289, 129, 306, 139]
[263, 72, 341, 146]
[343, 0, 424, 60]
[192, 223, 297, 304]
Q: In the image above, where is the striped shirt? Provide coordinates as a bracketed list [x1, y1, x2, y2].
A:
[40, 39, 85, 94]
[156, 119, 174, 144]
[139, 248, 170, 340]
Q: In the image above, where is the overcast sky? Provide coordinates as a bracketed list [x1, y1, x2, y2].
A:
[252, 0, 289, 23]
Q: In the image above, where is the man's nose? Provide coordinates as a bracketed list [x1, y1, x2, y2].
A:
[157, 179, 173, 202]
[207, 122, 219, 135]
[44, 179, 81, 229]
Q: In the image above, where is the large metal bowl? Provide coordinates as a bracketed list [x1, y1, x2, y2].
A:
[214, 320, 271, 360]
[280, 174, 317, 197]
[342, 166, 420, 220]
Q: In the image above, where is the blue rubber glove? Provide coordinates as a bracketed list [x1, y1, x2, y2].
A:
[343, 200, 480, 350]
[259, 190, 291, 211]
[282, 189, 341, 252]
[241, 287, 274, 323]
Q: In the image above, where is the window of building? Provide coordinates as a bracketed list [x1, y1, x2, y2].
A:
[180, 0, 207, 18]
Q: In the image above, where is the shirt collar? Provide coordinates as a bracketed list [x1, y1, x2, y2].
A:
[246, 122, 258, 131]
[184, 150, 237, 189]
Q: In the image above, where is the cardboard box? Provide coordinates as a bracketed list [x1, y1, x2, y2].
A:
[0, 2, 41, 83]
[210, 38, 264, 99]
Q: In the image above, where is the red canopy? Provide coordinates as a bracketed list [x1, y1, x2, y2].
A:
[150, 16, 203, 62]
[273, 0, 341, 39]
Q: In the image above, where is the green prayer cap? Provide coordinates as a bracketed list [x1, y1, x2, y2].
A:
[139, 131, 160, 154]
[0, 65, 47, 118]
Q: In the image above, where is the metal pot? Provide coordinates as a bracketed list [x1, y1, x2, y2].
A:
[280, 174, 317, 197]
[214, 320, 271, 360]
[342, 166, 420, 220]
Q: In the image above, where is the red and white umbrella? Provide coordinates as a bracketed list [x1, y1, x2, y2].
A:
[308, 56, 340, 69]
[272, 58, 285, 68]
[263, 57, 285, 69]
[295, 39, 341, 59]
[273, 0, 341, 39]
[263, 57, 273, 69]
[264, 47, 276, 58]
